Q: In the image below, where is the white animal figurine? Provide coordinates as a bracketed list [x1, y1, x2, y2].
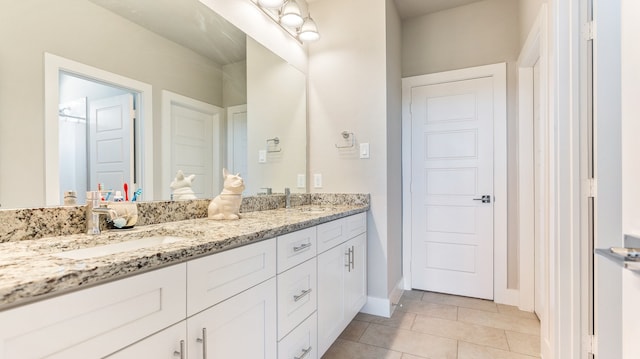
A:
[170, 170, 197, 200]
[208, 169, 245, 220]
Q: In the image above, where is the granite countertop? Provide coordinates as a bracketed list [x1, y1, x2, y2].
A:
[0, 204, 368, 310]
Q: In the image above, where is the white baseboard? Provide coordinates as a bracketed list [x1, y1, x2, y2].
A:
[496, 288, 520, 307]
[360, 277, 405, 318]
[361, 296, 391, 317]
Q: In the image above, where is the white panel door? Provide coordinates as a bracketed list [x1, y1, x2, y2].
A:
[89, 94, 134, 192]
[410, 77, 494, 299]
[171, 102, 222, 199]
[227, 104, 248, 179]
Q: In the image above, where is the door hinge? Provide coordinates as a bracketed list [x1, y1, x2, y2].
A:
[584, 178, 597, 198]
[583, 21, 595, 41]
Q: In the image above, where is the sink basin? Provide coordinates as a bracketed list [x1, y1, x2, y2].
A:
[54, 236, 186, 260]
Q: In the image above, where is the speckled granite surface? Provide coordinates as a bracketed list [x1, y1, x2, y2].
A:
[0, 196, 369, 310]
[0, 193, 368, 243]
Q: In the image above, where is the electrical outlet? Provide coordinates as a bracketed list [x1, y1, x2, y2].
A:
[313, 173, 322, 188]
[297, 174, 306, 188]
[258, 150, 267, 163]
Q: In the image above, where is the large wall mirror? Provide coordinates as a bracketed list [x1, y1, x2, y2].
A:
[0, 0, 307, 209]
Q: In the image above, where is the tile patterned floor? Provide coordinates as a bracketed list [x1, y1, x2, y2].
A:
[322, 290, 541, 359]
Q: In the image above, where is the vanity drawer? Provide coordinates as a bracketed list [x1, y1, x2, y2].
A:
[277, 258, 317, 340]
[278, 312, 317, 359]
[187, 238, 276, 316]
[345, 212, 367, 239]
[277, 227, 317, 273]
[0, 264, 186, 359]
[316, 218, 345, 254]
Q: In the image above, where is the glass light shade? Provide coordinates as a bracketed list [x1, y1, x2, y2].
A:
[298, 16, 320, 42]
[280, 0, 303, 27]
[257, 0, 284, 9]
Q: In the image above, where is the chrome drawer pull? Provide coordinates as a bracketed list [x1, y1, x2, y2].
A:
[293, 243, 312, 252]
[293, 288, 313, 302]
[173, 340, 185, 359]
[196, 328, 207, 359]
[294, 346, 312, 359]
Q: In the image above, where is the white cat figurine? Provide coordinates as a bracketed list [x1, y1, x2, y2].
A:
[170, 170, 197, 200]
[208, 169, 245, 220]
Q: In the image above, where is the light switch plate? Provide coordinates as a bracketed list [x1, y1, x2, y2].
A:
[258, 150, 267, 163]
[360, 143, 370, 159]
[297, 174, 306, 188]
[313, 174, 322, 188]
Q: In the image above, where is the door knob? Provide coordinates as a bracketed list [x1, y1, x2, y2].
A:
[473, 195, 491, 203]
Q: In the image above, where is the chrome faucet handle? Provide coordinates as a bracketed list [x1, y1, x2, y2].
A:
[260, 187, 273, 195]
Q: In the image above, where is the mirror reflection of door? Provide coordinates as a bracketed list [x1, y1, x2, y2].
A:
[58, 72, 138, 204]
[227, 104, 248, 188]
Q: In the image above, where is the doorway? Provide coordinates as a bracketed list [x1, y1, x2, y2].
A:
[402, 63, 510, 303]
[58, 73, 137, 204]
[44, 53, 154, 206]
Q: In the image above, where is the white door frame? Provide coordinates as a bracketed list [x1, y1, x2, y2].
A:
[44, 53, 153, 205]
[517, 4, 548, 313]
[161, 90, 223, 200]
[401, 63, 512, 304]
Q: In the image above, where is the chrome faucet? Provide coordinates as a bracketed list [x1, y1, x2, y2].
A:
[261, 187, 273, 195]
[86, 191, 117, 235]
[285, 187, 291, 209]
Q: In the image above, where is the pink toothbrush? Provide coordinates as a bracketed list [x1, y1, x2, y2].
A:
[124, 183, 129, 201]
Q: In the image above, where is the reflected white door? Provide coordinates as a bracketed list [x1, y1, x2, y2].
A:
[170, 101, 222, 199]
[227, 104, 248, 179]
[88, 94, 134, 193]
[410, 77, 494, 299]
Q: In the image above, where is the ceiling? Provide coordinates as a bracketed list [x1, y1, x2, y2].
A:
[393, 0, 487, 19]
[89, 0, 246, 66]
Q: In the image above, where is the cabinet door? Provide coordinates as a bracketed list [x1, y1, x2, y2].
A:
[316, 242, 348, 356]
[106, 321, 187, 359]
[277, 258, 317, 339]
[188, 278, 277, 359]
[0, 264, 186, 359]
[345, 233, 367, 320]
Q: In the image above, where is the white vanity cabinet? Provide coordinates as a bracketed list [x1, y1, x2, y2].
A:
[185, 237, 278, 359]
[317, 213, 367, 357]
[106, 322, 187, 359]
[0, 263, 186, 359]
[187, 278, 277, 359]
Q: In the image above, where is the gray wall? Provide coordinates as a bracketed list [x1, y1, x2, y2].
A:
[0, 0, 224, 208]
[309, 0, 402, 306]
[401, 0, 521, 288]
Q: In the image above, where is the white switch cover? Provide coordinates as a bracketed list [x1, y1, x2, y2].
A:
[258, 150, 267, 163]
[313, 174, 322, 188]
[297, 174, 306, 188]
[360, 143, 370, 159]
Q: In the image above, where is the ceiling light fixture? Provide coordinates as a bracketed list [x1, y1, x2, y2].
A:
[253, 0, 320, 43]
[279, 0, 304, 27]
[257, 0, 285, 8]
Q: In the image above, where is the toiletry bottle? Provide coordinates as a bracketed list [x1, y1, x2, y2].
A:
[63, 190, 77, 205]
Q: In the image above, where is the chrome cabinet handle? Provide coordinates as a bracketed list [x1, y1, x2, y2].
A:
[196, 328, 207, 359]
[293, 288, 313, 302]
[345, 249, 351, 272]
[293, 243, 312, 252]
[173, 340, 185, 359]
[351, 245, 355, 270]
[294, 346, 312, 359]
[472, 195, 491, 203]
